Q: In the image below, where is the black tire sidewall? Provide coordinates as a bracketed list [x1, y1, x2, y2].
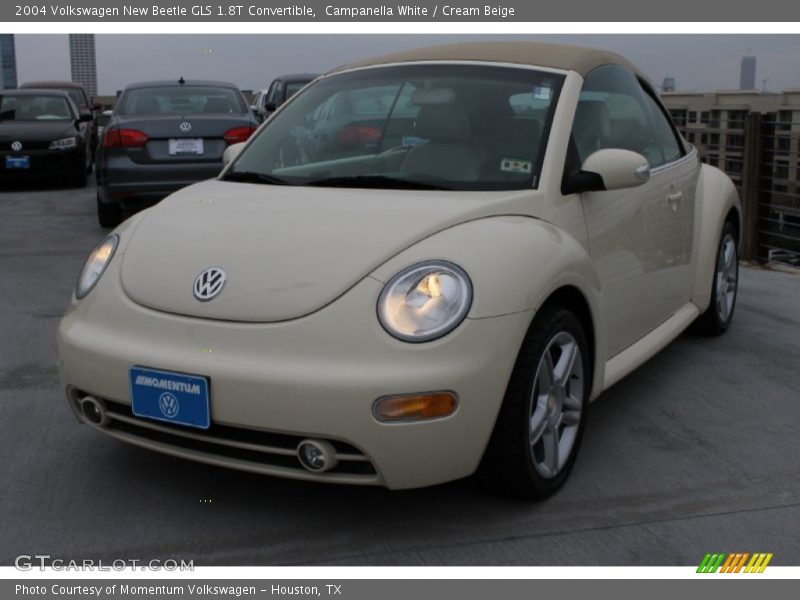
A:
[480, 306, 591, 499]
[520, 310, 591, 495]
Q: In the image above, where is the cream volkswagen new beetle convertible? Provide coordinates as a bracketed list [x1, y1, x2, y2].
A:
[57, 43, 741, 498]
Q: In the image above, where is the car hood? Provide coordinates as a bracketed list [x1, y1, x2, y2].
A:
[0, 121, 76, 144]
[120, 179, 537, 322]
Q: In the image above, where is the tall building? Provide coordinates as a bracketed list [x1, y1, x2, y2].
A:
[69, 34, 97, 97]
[663, 89, 800, 265]
[0, 34, 17, 90]
[740, 56, 756, 90]
[661, 76, 676, 92]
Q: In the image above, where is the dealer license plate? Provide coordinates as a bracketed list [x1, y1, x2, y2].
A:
[129, 366, 210, 429]
[168, 138, 204, 155]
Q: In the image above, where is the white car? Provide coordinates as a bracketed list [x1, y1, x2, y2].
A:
[57, 42, 741, 498]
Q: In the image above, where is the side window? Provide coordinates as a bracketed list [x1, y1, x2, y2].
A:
[266, 82, 281, 106]
[637, 85, 683, 166]
[572, 65, 684, 169]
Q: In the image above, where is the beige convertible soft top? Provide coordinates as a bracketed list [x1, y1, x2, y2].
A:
[328, 41, 642, 78]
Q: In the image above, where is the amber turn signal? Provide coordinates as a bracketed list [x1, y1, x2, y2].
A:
[373, 391, 458, 422]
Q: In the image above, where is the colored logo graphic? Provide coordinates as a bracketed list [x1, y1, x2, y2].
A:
[697, 553, 773, 573]
[158, 392, 180, 418]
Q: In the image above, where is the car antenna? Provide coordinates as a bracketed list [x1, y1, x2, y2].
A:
[178, 76, 186, 86]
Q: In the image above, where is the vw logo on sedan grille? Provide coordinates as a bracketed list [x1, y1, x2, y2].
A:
[193, 267, 227, 301]
[11, 141, 22, 151]
[179, 122, 192, 134]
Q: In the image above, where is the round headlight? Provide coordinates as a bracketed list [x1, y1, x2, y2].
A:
[378, 261, 472, 343]
[75, 235, 118, 299]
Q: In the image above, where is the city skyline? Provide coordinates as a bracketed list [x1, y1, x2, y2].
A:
[11, 34, 800, 95]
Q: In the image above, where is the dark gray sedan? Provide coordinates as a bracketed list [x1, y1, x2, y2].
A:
[96, 79, 257, 227]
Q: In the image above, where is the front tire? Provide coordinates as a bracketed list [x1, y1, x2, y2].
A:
[479, 305, 590, 500]
[97, 192, 122, 228]
[695, 221, 738, 335]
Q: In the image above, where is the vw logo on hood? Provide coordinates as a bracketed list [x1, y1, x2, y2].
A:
[193, 267, 227, 301]
[179, 122, 192, 134]
[11, 141, 22, 151]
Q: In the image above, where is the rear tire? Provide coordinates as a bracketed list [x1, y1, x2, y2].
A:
[694, 221, 739, 336]
[71, 169, 87, 188]
[97, 192, 122, 228]
[479, 305, 590, 500]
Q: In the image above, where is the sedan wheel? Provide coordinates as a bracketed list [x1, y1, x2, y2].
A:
[479, 305, 589, 499]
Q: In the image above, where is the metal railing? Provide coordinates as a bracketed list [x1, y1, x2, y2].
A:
[673, 112, 800, 266]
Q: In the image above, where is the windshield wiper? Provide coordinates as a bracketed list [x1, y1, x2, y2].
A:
[305, 175, 453, 191]
[222, 171, 294, 186]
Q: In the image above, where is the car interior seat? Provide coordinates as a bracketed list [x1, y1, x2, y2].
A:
[134, 97, 160, 115]
[204, 97, 231, 113]
[44, 99, 68, 118]
[399, 88, 485, 182]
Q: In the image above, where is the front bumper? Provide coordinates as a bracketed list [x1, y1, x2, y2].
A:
[57, 257, 532, 489]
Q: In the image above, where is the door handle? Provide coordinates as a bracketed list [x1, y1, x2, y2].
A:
[666, 191, 683, 209]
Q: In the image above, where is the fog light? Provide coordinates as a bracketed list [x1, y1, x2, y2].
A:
[373, 391, 458, 422]
[296, 439, 338, 473]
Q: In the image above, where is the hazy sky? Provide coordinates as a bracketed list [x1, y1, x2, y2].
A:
[13, 34, 800, 95]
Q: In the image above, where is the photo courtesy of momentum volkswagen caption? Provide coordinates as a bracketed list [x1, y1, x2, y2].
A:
[56, 42, 741, 499]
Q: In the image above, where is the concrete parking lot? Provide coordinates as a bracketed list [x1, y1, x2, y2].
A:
[1, 181, 798, 566]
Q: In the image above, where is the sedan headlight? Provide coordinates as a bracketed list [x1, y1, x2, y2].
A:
[75, 235, 118, 299]
[49, 136, 77, 150]
[378, 261, 472, 342]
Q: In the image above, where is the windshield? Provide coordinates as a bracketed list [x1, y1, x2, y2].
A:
[0, 95, 73, 121]
[227, 64, 564, 190]
[63, 88, 87, 109]
[118, 86, 247, 116]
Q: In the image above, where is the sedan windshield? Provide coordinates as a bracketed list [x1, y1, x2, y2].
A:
[227, 64, 564, 190]
[0, 95, 73, 121]
[118, 86, 247, 116]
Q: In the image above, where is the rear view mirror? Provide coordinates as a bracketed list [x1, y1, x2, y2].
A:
[222, 142, 246, 167]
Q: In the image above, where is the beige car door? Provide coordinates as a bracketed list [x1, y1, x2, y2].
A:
[571, 66, 694, 358]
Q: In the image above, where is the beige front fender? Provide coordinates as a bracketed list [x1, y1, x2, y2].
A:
[691, 165, 742, 313]
[369, 215, 605, 398]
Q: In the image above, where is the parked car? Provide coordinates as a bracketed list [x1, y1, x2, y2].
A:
[253, 73, 319, 122]
[95, 78, 257, 227]
[58, 43, 741, 498]
[94, 109, 113, 154]
[20, 80, 100, 160]
[1, 89, 93, 186]
[249, 88, 268, 122]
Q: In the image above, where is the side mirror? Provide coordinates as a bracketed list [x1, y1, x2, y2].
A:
[564, 148, 650, 194]
[78, 112, 93, 123]
[222, 142, 246, 167]
[265, 101, 277, 113]
[92, 102, 103, 111]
